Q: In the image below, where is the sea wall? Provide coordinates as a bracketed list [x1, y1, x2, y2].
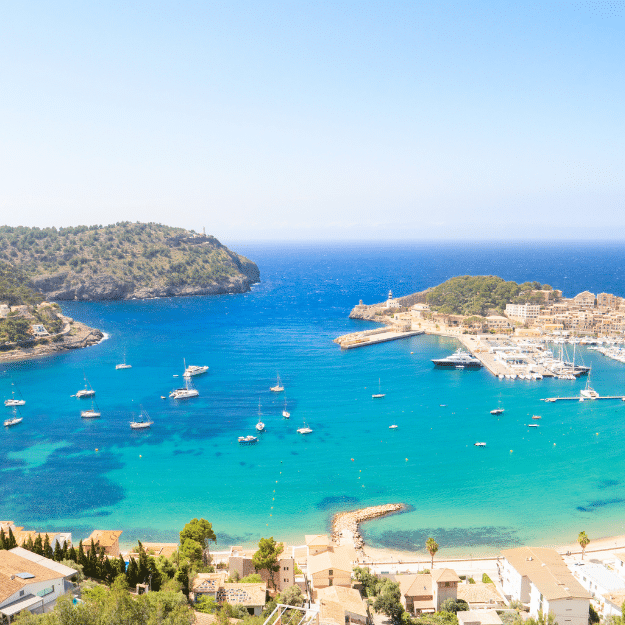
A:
[332, 503, 405, 551]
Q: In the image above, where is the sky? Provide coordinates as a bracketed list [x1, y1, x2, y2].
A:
[1, 0, 624, 241]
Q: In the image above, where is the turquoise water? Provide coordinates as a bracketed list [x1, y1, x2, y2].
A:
[2, 242, 625, 557]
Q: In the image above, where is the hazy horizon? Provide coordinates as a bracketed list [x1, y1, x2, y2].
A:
[1, 1, 623, 240]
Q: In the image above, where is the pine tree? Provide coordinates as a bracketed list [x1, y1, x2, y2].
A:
[43, 534, 53, 559]
[68, 546, 77, 562]
[126, 557, 139, 587]
[7, 528, 17, 549]
[77, 540, 86, 567]
[25, 535, 35, 552]
[54, 541, 63, 562]
[33, 534, 43, 555]
[0, 528, 5, 550]
[62, 540, 69, 560]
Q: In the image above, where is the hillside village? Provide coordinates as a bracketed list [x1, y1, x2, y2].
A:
[1, 519, 624, 625]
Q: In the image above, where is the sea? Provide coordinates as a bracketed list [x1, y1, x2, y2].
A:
[2, 240, 625, 558]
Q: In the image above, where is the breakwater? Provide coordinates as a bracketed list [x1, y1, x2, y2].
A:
[332, 503, 405, 551]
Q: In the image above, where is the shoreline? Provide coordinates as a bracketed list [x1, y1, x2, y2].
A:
[0, 317, 105, 364]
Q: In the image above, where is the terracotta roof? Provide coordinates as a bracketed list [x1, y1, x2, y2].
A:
[318, 586, 368, 618]
[394, 574, 432, 599]
[0, 548, 76, 603]
[85, 530, 122, 547]
[308, 546, 356, 575]
[218, 583, 266, 606]
[132, 543, 178, 558]
[604, 589, 625, 609]
[501, 547, 590, 601]
[613, 552, 625, 563]
[306, 535, 331, 547]
[431, 569, 461, 584]
[192, 573, 227, 593]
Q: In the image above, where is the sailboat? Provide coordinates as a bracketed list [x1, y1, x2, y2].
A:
[81, 399, 101, 419]
[270, 374, 284, 392]
[115, 351, 132, 370]
[372, 378, 385, 399]
[297, 420, 313, 434]
[282, 397, 290, 419]
[75, 373, 95, 398]
[169, 374, 199, 399]
[182, 358, 209, 378]
[580, 373, 599, 400]
[256, 399, 265, 432]
[4, 382, 26, 407]
[4, 406, 23, 427]
[130, 406, 154, 429]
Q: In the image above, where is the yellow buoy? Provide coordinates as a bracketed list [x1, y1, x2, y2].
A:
[139, 455, 142, 458]
[405, 458, 408, 461]
[95, 448, 99, 452]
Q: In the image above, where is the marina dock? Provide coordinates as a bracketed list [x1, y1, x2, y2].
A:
[334, 327, 424, 349]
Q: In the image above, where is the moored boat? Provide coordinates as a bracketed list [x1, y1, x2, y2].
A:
[130, 407, 153, 429]
[270, 374, 284, 392]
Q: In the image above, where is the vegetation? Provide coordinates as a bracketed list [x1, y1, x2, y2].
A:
[252, 537, 284, 590]
[0, 222, 258, 293]
[578, 531, 590, 560]
[179, 518, 216, 566]
[440, 599, 469, 614]
[426, 276, 556, 316]
[426, 537, 439, 569]
[482, 573, 493, 584]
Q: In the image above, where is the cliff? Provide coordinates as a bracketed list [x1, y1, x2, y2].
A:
[0, 223, 260, 301]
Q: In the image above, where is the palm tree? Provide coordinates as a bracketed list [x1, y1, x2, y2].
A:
[426, 537, 439, 569]
[578, 531, 590, 560]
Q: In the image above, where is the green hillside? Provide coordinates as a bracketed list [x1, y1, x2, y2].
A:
[426, 275, 555, 316]
[0, 222, 259, 300]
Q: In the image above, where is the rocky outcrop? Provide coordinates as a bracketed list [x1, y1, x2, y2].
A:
[332, 503, 405, 552]
[348, 288, 431, 321]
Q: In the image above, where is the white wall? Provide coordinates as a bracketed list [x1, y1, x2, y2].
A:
[0, 577, 70, 613]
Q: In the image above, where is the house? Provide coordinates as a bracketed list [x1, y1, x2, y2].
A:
[0, 547, 77, 620]
[393, 569, 460, 615]
[456, 582, 506, 609]
[499, 547, 590, 625]
[190, 572, 267, 616]
[305, 535, 332, 556]
[307, 545, 356, 593]
[31, 325, 49, 337]
[457, 610, 503, 625]
[317, 585, 370, 625]
[602, 589, 625, 617]
[228, 550, 295, 592]
[13, 530, 72, 551]
[83, 530, 123, 557]
[505, 303, 541, 320]
[573, 292, 595, 308]
[570, 562, 625, 606]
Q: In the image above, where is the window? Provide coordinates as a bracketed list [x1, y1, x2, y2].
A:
[445, 582, 450, 587]
[329, 570, 333, 576]
[19, 590, 24, 597]
[37, 586, 54, 597]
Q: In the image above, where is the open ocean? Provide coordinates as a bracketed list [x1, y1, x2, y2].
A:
[3, 241, 625, 557]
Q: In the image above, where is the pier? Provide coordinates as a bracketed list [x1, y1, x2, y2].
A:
[334, 327, 424, 350]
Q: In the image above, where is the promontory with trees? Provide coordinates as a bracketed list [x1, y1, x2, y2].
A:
[0, 222, 260, 301]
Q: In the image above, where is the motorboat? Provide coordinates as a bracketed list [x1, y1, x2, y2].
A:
[115, 352, 132, 370]
[130, 407, 153, 429]
[169, 376, 199, 399]
[532, 415, 542, 420]
[389, 424, 398, 429]
[183, 358, 209, 377]
[528, 423, 539, 428]
[282, 398, 290, 418]
[75, 374, 95, 398]
[297, 421, 313, 434]
[81, 400, 101, 419]
[270, 374, 284, 392]
[490, 408, 504, 415]
[372, 378, 385, 398]
[432, 348, 482, 369]
[238, 435, 258, 445]
[4, 383, 25, 407]
[4, 407, 22, 427]
[474, 442, 486, 447]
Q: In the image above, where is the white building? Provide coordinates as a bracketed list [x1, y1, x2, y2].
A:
[570, 562, 625, 611]
[505, 303, 541, 320]
[0, 547, 77, 619]
[499, 547, 590, 625]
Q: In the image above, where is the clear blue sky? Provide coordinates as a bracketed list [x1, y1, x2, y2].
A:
[1, 1, 624, 240]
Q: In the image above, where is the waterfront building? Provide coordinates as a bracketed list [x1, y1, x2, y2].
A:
[574, 292, 596, 308]
[307, 545, 356, 593]
[317, 585, 370, 625]
[485, 316, 513, 332]
[189, 571, 267, 615]
[393, 569, 460, 615]
[499, 547, 590, 625]
[305, 534, 332, 556]
[603, 590, 625, 617]
[228, 549, 296, 592]
[597, 293, 618, 309]
[505, 303, 541, 321]
[83, 530, 122, 557]
[570, 562, 625, 612]
[0, 547, 77, 619]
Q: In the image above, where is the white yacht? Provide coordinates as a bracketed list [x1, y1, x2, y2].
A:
[474, 442, 486, 447]
[115, 351, 132, 370]
[238, 435, 258, 445]
[432, 348, 482, 369]
[75, 374, 95, 398]
[4, 407, 22, 427]
[183, 359, 209, 377]
[81, 400, 101, 419]
[580, 377, 600, 400]
[169, 376, 199, 399]
[130, 407, 153, 429]
[4, 383, 26, 407]
[270, 374, 284, 392]
[297, 421, 313, 434]
[490, 408, 504, 415]
[256, 400, 265, 432]
[389, 424, 398, 429]
[282, 398, 290, 419]
[372, 378, 385, 399]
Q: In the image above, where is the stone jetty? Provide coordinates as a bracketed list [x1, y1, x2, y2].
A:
[331, 503, 405, 552]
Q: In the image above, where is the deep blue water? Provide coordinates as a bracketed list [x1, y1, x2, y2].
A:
[2, 241, 625, 557]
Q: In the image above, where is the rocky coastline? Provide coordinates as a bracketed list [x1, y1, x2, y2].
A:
[0, 316, 104, 363]
[332, 503, 406, 552]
